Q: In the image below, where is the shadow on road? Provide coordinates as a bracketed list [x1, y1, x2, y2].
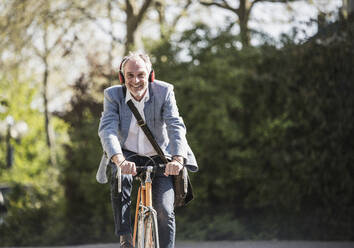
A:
[5, 241, 354, 248]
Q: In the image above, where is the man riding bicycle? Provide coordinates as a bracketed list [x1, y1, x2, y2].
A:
[98, 52, 198, 248]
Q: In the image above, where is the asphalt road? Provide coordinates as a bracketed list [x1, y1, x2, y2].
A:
[5, 241, 354, 248]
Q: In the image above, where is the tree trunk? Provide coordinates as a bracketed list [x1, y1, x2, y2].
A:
[344, 0, 354, 18]
[42, 57, 57, 166]
[123, 0, 153, 54]
[43, 57, 51, 149]
[42, 22, 56, 165]
[125, 18, 137, 54]
[239, 0, 250, 47]
[108, 0, 113, 74]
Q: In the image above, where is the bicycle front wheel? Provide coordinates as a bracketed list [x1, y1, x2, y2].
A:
[137, 208, 159, 248]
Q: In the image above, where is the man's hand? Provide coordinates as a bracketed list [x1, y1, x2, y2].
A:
[164, 156, 184, 176]
[111, 154, 137, 176]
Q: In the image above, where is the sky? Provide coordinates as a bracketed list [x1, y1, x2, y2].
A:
[250, 0, 342, 43]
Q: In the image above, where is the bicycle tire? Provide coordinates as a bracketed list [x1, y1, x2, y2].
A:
[150, 209, 159, 248]
[137, 207, 144, 248]
[137, 207, 159, 248]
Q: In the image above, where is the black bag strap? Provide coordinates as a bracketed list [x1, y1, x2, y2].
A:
[127, 98, 194, 208]
[126, 99, 169, 164]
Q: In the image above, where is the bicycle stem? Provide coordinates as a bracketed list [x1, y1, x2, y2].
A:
[144, 166, 153, 207]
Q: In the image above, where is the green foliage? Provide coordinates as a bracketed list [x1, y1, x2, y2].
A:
[0, 72, 68, 245]
[176, 213, 248, 241]
[0, 76, 48, 179]
[236, 21, 354, 239]
[56, 76, 116, 244]
[0, 184, 64, 246]
[149, 20, 354, 240]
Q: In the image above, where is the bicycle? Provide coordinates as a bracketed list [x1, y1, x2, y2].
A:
[116, 154, 167, 248]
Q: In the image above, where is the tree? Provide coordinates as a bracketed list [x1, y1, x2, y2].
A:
[0, 70, 69, 246]
[0, 0, 79, 165]
[124, 0, 154, 53]
[342, 0, 354, 19]
[199, 0, 301, 47]
[149, 17, 354, 239]
[154, 0, 193, 40]
[75, 0, 154, 54]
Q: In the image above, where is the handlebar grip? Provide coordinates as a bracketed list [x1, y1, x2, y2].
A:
[183, 167, 188, 194]
[116, 166, 122, 193]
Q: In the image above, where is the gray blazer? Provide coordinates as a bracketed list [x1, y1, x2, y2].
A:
[96, 80, 198, 183]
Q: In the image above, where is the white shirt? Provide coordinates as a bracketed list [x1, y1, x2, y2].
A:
[123, 88, 157, 156]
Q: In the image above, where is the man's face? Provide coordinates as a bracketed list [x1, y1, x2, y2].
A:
[124, 58, 149, 101]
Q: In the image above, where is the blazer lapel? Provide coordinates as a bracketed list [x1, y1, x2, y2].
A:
[144, 83, 155, 130]
[121, 98, 132, 140]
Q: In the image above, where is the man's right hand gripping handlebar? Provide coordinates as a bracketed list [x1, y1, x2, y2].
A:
[111, 154, 137, 193]
[112, 153, 137, 176]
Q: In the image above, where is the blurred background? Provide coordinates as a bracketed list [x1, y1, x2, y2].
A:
[0, 0, 353, 246]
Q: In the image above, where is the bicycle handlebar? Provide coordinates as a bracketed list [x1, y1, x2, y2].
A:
[115, 153, 186, 194]
[135, 164, 165, 171]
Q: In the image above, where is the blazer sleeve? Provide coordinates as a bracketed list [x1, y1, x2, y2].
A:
[162, 86, 188, 159]
[98, 89, 123, 160]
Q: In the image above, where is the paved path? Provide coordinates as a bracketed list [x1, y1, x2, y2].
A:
[6, 241, 354, 248]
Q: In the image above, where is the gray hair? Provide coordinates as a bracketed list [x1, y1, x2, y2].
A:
[120, 51, 152, 74]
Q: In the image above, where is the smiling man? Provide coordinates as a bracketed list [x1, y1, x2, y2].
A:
[98, 52, 197, 248]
